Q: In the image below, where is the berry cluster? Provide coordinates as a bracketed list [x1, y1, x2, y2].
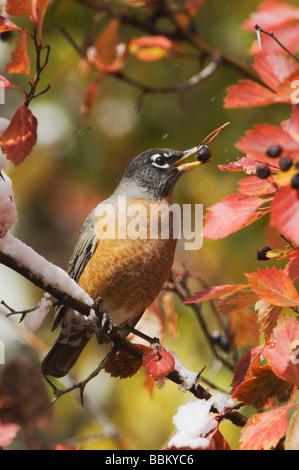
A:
[255, 144, 299, 189]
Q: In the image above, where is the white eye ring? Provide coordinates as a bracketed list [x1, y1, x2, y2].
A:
[151, 153, 170, 169]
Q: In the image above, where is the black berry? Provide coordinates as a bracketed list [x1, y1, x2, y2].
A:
[279, 156, 293, 171]
[197, 145, 211, 163]
[291, 173, 299, 189]
[257, 246, 272, 261]
[295, 161, 299, 170]
[256, 164, 271, 179]
[266, 144, 282, 158]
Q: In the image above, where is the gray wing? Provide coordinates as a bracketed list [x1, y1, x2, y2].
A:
[52, 207, 98, 331]
[67, 207, 98, 282]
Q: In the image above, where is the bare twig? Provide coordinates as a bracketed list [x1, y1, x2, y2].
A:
[255, 24, 299, 64]
[24, 29, 51, 107]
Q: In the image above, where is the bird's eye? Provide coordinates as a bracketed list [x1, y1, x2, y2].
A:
[154, 155, 166, 166]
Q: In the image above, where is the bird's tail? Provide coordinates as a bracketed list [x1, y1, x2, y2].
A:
[41, 308, 94, 378]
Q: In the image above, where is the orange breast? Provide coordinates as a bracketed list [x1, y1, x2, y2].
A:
[78, 198, 177, 325]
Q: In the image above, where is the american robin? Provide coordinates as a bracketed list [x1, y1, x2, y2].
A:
[41, 146, 206, 378]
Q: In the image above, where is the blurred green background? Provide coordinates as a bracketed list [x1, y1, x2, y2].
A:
[0, 0, 296, 450]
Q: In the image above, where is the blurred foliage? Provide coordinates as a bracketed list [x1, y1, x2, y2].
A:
[1, 0, 297, 450]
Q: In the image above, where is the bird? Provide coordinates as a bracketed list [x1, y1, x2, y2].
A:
[41, 146, 207, 378]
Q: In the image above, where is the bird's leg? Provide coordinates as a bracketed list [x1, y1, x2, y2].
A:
[93, 297, 114, 344]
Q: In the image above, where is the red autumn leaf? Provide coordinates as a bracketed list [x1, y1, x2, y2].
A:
[5, 0, 32, 17]
[240, 405, 292, 450]
[224, 79, 277, 108]
[225, 52, 299, 108]
[142, 347, 175, 379]
[129, 36, 177, 61]
[231, 346, 264, 392]
[218, 156, 259, 174]
[281, 106, 299, 144]
[237, 175, 277, 196]
[270, 186, 299, 243]
[0, 103, 37, 165]
[6, 30, 31, 76]
[0, 420, 20, 447]
[242, 1, 299, 55]
[216, 289, 259, 315]
[264, 319, 299, 387]
[232, 364, 296, 409]
[236, 123, 299, 164]
[284, 255, 299, 281]
[203, 193, 268, 239]
[86, 20, 127, 73]
[104, 344, 150, 379]
[242, 1, 299, 31]
[184, 284, 247, 304]
[254, 52, 299, 95]
[0, 16, 21, 32]
[246, 267, 299, 307]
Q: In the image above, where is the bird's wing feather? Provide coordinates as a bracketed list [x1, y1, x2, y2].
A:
[52, 205, 101, 330]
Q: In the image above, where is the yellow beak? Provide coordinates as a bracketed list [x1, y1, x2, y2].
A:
[173, 146, 203, 171]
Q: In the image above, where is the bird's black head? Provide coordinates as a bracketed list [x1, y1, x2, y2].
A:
[116, 147, 207, 200]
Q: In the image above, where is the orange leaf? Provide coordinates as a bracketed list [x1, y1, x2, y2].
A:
[229, 309, 259, 348]
[217, 290, 259, 314]
[31, 0, 49, 38]
[6, 0, 32, 17]
[87, 20, 127, 72]
[240, 405, 292, 450]
[6, 30, 31, 76]
[0, 103, 37, 165]
[184, 284, 247, 304]
[246, 267, 299, 307]
[129, 36, 176, 61]
[142, 347, 175, 379]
